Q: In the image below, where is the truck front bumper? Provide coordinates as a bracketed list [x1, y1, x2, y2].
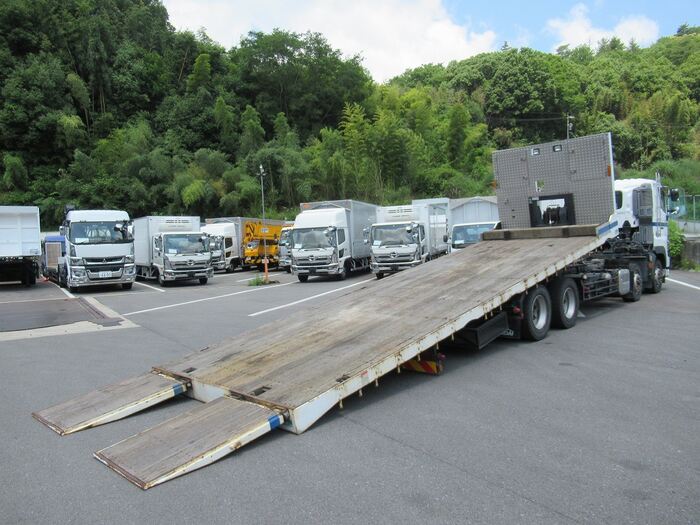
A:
[162, 268, 213, 281]
[371, 260, 421, 273]
[68, 264, 136, 287]
[292, 263, 341, 275]
[212, 261, 227, 271]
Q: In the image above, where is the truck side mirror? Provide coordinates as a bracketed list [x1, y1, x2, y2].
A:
[670, 189, 680, 202]
[443, 234, 448, 243]
[59, 225, 65, 236]
[364, 239, 368, 245]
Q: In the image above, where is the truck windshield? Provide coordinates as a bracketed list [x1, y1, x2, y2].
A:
[69, 222, 132, 244]
[371, 224, 414, 246]
[210, 236, 223, 251]
[452, 223, 497, 246]
[164, 234, 209, 254]
[279, 229, 291, 246]
[292, 228, 334, 249]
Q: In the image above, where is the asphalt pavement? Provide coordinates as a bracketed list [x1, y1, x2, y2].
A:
[0, 269, 698, 524]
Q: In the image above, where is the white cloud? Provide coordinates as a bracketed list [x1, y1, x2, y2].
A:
[162, 0, 497, 82]
[546, 3, 659, 50]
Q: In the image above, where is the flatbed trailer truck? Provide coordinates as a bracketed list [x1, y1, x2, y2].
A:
[33, 133, 674, 489]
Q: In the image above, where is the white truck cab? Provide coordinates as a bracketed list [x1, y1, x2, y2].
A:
[59, 209, 136, 291]
[449, 221, 500, 252]
[611, 177, 676, 275]
[291, 208, 347, 280]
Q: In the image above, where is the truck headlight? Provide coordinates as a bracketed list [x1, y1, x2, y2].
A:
[124, 255, 134, 263]
[70, 257, 85, 266]
[164, 258, 172, 270]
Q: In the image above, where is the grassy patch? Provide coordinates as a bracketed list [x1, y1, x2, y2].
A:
[247, 274, 280, 286]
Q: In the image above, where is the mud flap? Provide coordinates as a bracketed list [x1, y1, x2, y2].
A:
[94, 396, 283, 489]
[32, 372, 187, 435]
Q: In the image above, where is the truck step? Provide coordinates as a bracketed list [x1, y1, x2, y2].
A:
[32, 372, 187, 435]
[94, 396, 283, 489]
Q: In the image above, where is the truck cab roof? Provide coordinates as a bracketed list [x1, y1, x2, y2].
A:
[66, 210, 130, 222]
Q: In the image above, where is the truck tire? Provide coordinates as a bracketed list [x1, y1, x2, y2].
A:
[623, 263, 643, 302]
[376, 272, 384, 280]
[522, 286, 551, 341]
[298, 274, 308, 283]
[122, 283, 133, 290]
[68, 285, 78, 293]
[645, 259, 663, 294]
[158, 272, 168, 287]
[199, 277, 208, 285]
[286, 267, 291, 274]
[549, 277, 578, 329]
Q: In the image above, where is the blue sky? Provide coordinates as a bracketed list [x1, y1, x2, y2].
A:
[162, 0, 697, 81]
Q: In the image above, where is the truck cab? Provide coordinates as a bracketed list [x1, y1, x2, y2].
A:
[278, 226, 293, 273]
[369, 221, 426, 277]
[611, 177, 676, 274]
[202, 222, 239, 272]
[59, 209, 135, 291]
[449, 221, 500, 252]
[291, 208, 348, 281]
[208, 235, 226, 271]
[152, 231, 211, 285]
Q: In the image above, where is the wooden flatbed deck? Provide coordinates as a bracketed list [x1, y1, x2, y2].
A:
[34, 224, 616, 488]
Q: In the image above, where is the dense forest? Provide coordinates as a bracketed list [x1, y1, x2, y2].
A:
[1, 0, 699, 226]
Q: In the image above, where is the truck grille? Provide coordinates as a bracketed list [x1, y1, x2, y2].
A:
[296, 256, 330, 266]
[171, 261, 208, 271]
[84, 257, 125, 273]
[375, 254, 414, 263]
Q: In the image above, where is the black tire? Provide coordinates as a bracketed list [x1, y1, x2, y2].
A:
[122, 283, 133, 290]
[68, 285, 78, 293]
[623, 263, 643, 302]
[645, 258, 663, 294]
[521, 286, 552, 341]
[199, 277, 208, 285]
[59, 266, 67, 288]
[158, 272, 168, 287]
[298, 274, 308, 282]
[376, 272, 384, 280]
[549, 277, 579, 329]
[286, 267, 291, 274]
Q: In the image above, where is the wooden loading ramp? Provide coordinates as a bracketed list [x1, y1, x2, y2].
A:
[34, 224, 615, 489]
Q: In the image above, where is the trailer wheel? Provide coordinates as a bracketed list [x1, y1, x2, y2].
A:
[623, 263, 643, 302]
[522, 286, 552, 341]
[297, 274, 308, 282]
[645, 259, 663, 294]
[549, 277, 579, 329]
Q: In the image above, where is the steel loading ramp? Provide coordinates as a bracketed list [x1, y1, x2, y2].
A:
[34, 224, 616, 488]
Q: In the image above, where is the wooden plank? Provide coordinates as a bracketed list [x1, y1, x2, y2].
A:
[32, 372, 187, 435]
[94, 396, 281, 489]
[156, 235, 604, 410]
[482, 224, 599, 241]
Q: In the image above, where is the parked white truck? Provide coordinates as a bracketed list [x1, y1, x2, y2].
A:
[277, 224, 293, 273]
[448, 196, 500, 252]
[134, 216, 212, 286]
[368, 198, 450, 279]
[52, 208, 135, 292]
[0, 205, 41, 286]
[291, 200, 378, 282]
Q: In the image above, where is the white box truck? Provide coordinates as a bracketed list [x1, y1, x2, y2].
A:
[134, 216, 212, 286]
[369, 198, 450, 278]
[0, 205, 41, 286]
[291, 200, 378, 282]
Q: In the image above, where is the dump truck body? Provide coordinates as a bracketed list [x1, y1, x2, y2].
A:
[0, 205, 41, 285]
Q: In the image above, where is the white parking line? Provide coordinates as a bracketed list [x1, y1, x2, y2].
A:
[249, 278, 374, 317]
[134, 281, 165, 292]
[122, 282, 295, 316]
[54, 283, 75, 299]
[667, 278, 700, 291]
[236, 276, 258, 282]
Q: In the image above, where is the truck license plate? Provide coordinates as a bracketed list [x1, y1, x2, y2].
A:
[98, 271, 111, 278]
